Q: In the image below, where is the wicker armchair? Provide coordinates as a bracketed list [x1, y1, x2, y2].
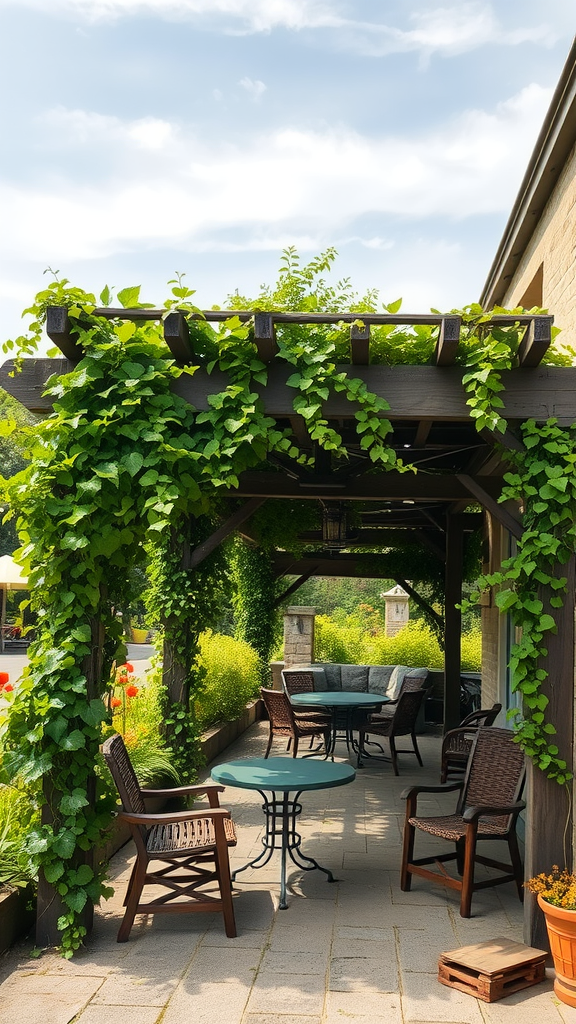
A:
[359, 688, 426, 775]
[401, 727, 525, 917]
[261, 687, 331, 758]
[440, 703, 502, 783]
[102, 733, 237, 942]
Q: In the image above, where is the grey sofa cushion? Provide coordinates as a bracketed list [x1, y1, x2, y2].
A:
[367, 665, 395, 696]
[386, 665, 429, 699]
[340, 665, 370, 692]
[307, 666, 329, 691]
[322, 663, 343, 690]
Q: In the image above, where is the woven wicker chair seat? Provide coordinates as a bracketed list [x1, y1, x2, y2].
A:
[146, 817, 237, 856]
[408, 812, 510, 841]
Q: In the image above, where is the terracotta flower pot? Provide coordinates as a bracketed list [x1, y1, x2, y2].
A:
[538, 892, 576, 1006]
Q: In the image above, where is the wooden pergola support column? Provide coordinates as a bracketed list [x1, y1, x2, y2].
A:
[444, 514, 464, 731]
[36, 615, 104, 946]
[524, 555, 575, 949]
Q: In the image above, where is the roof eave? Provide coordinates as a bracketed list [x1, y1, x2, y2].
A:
[480, 36, 576, 309]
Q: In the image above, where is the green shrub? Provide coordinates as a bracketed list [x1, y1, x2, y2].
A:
[314, 615, 481, 671]
[461, 626, 482, 671]
[362, 620, 443, 668]
[195, 630, 261, 730]
[0, 785, 39, 889]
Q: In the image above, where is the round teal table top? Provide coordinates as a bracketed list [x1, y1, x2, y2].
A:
[291, 690, 387, 708]
[211, 756, 355, 792]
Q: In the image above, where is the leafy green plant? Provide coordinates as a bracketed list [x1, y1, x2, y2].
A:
[195, 630, 260, 730]
[0, 785, 38, 890]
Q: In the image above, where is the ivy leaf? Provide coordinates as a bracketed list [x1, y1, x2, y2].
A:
[117, 286, 141, 308]
[59, 790, 90, 815]
[122, 452, 144, 476]
[61, 730, 86, 751]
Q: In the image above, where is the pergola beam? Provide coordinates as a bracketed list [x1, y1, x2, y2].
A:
[223, 471, 500, 502]
[189, 498, 266, 568]
[6, 357, 576, 424]
[456, 474, 523, 540]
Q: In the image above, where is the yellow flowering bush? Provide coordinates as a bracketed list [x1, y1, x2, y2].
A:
[525, 866, 576, 910]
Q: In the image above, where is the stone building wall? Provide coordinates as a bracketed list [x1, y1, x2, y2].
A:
[501, 140, 576, 344]
[283, 606, 316, 668]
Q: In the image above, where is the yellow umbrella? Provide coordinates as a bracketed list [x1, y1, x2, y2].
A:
[0, 555, 28, 653]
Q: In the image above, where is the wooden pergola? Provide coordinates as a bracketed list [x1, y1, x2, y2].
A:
[1, 305, 572, 946]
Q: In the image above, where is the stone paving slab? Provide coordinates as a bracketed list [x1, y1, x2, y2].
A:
[0, 723, 570, 1024]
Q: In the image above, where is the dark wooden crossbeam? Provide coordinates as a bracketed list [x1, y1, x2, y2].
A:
[224, 471, 500, 502]
[273, 568, 319, 607]
[456, 474, 523, 540]
[5, 354, 573, 425]
[46, 307, 84, 363]
[393, 576, 444, 630]
[350, 322, 370, 364]
[189, 498, 266, 568]
[253, 312, 278, 362]
[517, 315, 553, 367]
[164, 311, 194, 365]
[435, 316, 461, 366]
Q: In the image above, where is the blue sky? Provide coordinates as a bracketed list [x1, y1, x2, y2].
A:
[0, 1, 574, 344]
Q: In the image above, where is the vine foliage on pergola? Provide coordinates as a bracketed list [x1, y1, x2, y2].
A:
[1, 258, 576, 954]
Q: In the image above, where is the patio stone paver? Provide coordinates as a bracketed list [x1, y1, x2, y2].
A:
[0, 720, 570, 1024]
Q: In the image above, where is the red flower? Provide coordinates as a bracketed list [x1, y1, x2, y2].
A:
[125, 685, 139, 698]
[125, 663, 134, 673]
[110, 696, 122, 708]
[0, 672, 9, 687]
[3, 683, 13, 693]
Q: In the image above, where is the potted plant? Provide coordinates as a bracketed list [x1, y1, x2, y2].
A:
[526, 866, 576, 1006]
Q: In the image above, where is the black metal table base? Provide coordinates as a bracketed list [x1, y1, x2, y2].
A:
[231, 790, 336, 909]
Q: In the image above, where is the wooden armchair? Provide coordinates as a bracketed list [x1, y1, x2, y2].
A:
[102, 733, 237, 942]
[261, 687, 331, 758]
[440, 703, 502, 782]
[401, 727, 525, 917]
[359, 688, 426, 775]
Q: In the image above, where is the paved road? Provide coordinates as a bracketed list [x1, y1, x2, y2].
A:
[0, 643, 155, 686]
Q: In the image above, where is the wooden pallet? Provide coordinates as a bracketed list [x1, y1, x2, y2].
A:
[438, 937, 548, 1002]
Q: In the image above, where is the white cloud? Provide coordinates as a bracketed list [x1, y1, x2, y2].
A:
[0, 82, 552, 265]
[0, 0, 558, 56]
[41, 107, 175, 150]
[238, 77, 267, 101]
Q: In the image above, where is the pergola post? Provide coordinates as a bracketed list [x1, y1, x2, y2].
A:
[524, 555, 575, 949]
[444, 514, 464, 731]
[162, 520, 193, 706]
[36, 615, 104, 945]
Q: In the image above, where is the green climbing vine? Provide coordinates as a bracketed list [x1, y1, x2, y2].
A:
[457, 307, 575, 783]
[0, 255, 574, 957]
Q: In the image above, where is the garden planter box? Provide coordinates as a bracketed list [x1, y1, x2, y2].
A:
[0, 886, 35, 954]
[200, 699, 265, 765]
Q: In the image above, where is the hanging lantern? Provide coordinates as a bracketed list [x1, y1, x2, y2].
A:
[321, 503, 347, 549]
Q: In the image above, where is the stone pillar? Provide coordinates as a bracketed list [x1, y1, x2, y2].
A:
[382, 585, 410, 637]
[283, 606, 316, 667]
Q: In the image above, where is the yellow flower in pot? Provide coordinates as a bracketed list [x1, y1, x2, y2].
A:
[526, 866, 576, 1007]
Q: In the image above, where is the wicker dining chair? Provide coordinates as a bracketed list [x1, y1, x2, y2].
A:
[400, 727, 526, 917]
[440, 703, 502, 782]
[261, 687, 331, 758]
[369, 673, 427, 721]
[102, 733, 237, 942]
[359, 687, 426, 775]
